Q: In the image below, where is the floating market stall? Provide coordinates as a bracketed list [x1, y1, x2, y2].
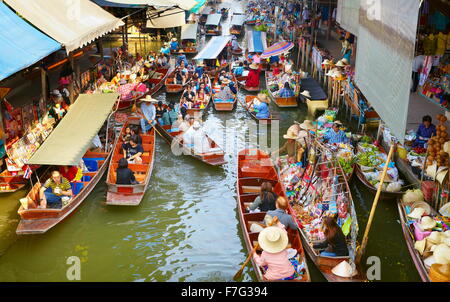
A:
[205, 14, 222, 36]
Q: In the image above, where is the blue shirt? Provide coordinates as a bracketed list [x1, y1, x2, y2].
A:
[140, 103, 156, 121]
[233, 66, 244, 76]
[160, 47, 170, 55]
[195, 66, 204, 78]
[176, 55, 188, 66]
[254, 102, 270, 119]
[279, 87, 295, 97]
[416, 124, 436, 140]
[170, 41, 178, 50]
[323, 129, 349, 144]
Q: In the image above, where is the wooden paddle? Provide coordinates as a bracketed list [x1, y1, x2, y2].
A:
[233, 216, 279, 281]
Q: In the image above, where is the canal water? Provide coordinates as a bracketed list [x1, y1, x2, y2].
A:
[0, 0, 420, 282]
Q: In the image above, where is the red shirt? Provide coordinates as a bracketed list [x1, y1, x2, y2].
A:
[59, 166, 78, 181]
[245, 69, 261, 88]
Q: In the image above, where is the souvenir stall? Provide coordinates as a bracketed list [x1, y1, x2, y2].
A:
[418, 54, 449, 110]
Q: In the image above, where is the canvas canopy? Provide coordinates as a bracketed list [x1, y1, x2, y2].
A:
[104, 0, 197, 10]
[28, 93, 119, 166]
[247, 30, 267, 53]
[181, 23, 199, 40]
[194, 36, 231, 60]
[5, 0, 124, 54]
[0, 2, 60, 81]
[231, 14, 246, 26]
[206, 14, 222, 26]
[146, 7, 186, 28]
[200, 5, 213, 15]
[91, 0, 146, 8]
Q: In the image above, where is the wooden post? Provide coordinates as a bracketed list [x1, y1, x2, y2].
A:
[68, 52, 75, 104]
[99, 37, 104, 59]
[40, 66, 48, 104]
[356, 145, 395, 264]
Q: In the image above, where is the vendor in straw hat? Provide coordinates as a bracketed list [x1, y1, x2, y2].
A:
[245, 63, 261, 88]
[137, 95, 158, 134]
[253, 226, 299, 280]
[248, 93, 270, 119]
[271, 121, 312, 166]
[323, 121, 349, 144]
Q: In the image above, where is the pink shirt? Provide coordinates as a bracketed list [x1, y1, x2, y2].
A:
[253, 250, 295, 280]
[253, 55, 261, 64]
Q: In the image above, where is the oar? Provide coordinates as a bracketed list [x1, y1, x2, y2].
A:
[233, 216, 279, 281]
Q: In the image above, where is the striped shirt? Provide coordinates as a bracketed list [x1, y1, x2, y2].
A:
[323, 129, 349, 144]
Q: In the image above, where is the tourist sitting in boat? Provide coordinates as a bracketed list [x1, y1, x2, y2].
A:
[182, 120, 200, 147]
[245, 63, 261, 88]
[323, 121, 349, 144]
[231, 35, 241, 51]
[413, 115, 437, 148]
[116, 158, 138, 185]
[195, 61, 205, 78]
[162, 103, 178, 126]
[199, 77, 211, 94]
[155, 101, 167, 125]
[123, 137, 144, 164]
[233, 62, 245, 77]
[215, 79, 235, 102]
[247, 93, 270, 119]
[247, 182, 277, 212]
[253, 226, 298, 280]
[182, 85, 196, 103]
[170, 38, 179, 52]
[179, 115, 194, 132]
[312, 216, 349, 257]
[265, 197, 299, 231]
[176, 50, 188, 67]
[39, 171, 73, 209]
[138, 96, 157, 134]
[278, 82, 295, 98]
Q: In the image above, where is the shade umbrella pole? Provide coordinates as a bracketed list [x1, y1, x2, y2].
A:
[356, 145, 395, 264]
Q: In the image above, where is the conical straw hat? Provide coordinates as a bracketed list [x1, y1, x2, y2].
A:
[331, 260, 357, 278]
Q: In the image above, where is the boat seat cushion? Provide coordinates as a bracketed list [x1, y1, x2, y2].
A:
[83, 157, 105, 172]
[71, 182, 84, 195]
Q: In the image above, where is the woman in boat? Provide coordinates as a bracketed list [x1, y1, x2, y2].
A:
[123, 137, 144, 164]
[130, 126, 142, 145]
[313, 216, 349, 257]
[248, 93, 270, 119]
[116, 158, 138, 185]
[194, 87, 208, 108]
[155, 101, 167, 125]
[253, 226, 298, 280]
[215, 79, 235, 102]
[245, 63, 261, 88]
[247, 182, 277, 212]
[182, 85, 196, 103]
[162, 103, 178, 126]
[278, 82, 295, 98]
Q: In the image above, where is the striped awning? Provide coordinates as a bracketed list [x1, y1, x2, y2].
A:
[206, 14, 222, 26]
[247, 30, 267, 53]
[261, 41, 294, 59]
[194, 36, 230, 60]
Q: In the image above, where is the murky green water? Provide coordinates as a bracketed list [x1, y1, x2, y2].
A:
[0, 0, 421, 282]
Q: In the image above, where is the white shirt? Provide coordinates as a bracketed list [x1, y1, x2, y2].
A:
[183, 127, 196, 145]
[412, 55, 425, 72]
[193, 129, 210, 154]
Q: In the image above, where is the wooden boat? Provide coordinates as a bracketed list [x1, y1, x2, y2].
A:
[183, 75, 213, 118]
[155, 122, 227, 166]
[241, 84, 260, 93]
[354, 144, 405, 200]
[165, 69, 191, 94]
[0, 169, 27, 193]
[230, 48, 244, 56]
[284, 143, 365, 282]
[397, 199, 432, 282]
[230, 25, 243, 36]
[236, 148, 310, 282]
[265, 71, 298, 108]
[241, 95, 278, 124]
[212, 74, 238, 112]
[205, 62, 230, 77]
[16, 150, 112, 235]
[205, 25, 222, 36]
[105, 117, 155, 206]
[117, 67, 170, 110]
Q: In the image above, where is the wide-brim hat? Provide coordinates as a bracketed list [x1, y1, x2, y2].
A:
[178, 49, 184, 53]
[419, 216, 437, 231]
[415, 238, 427, 255]
[249, 63, 259, 69]
[300, 90, 311, 98]
[283, 130, 298, 140]
[172, 37, 177, 41]
[408, 207, 426, 219]
[341, 58, 350, 65]
[258, 226, 289, 254]
[411, 201, 432, 216]
[257, 93, 269, 103]
[427, 231, 445, 244]
[300, 119, 314, 130]
[140, 95, 158, 103]
[336, 60, 348, 67]
[433, 244, 450, 265]
[331, 260, 357, 278]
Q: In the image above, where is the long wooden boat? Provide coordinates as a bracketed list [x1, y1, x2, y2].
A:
[205, 62, 230, 77]
[230, 25, 243, 36]
[236, 148, 310, 282]
[397, 199, 432, 282]
[184, 75, 213, 117]
[105, 117, 155, 206]
[16, 150, 112, 235]
[212, 74, 238, 112]
[0, 169, 27, 193]
[230, 47, 244, 56]
[155, 122, 227, 166]
[205, 25, 222, 36]
[354, 144, 405, 200]
[265, 71, 298, 108]
[117, 67, 170, 110]
[240, 95, 278, 124]
[165, 69, 191, 94]
[283, 143, 365, 281]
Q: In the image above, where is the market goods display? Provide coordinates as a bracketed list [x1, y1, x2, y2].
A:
[426, 114, 449, 168]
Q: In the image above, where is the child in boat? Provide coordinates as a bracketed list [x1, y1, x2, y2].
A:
[253, 226, 298, 280]
[313, 216, 349, 257]
[116, 158, 138, 185]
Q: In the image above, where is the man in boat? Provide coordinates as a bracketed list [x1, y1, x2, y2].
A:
[176, 50, 188, 67]
[215, 78, 235, 103]
[271, 127, 301, 166]
[413, 115, 437, 148]
[195, 61, 205, 78]
[170, 37, 179, 53]
[245, 63, 261, 88]
[231, 35, 241, 52]
[265, 196, 299, 231]
[160, 42, 171, 57]
[123, 137, 144, 164]
[138, 96, 157, 134]
[39, 171, 73, 209]
[323, 121, 349, 144]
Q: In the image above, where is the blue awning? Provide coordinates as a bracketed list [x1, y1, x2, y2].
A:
[247, 30, 267, 53]
[0, 2, 61, 81]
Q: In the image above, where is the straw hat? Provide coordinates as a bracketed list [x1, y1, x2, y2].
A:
[408, 207, 426, 219]
[331, 260, 357, 278]
[414, 239, 427, 255]
[419, 216, 437, 231]
[300, 90, 311, 99]
[433, 244, 450, 264]
[249, 63, 259, 70]
[410, 201, 431, 216]
[283, 129, 298, 140]
[178, 49, 184, 54]
[427, 231, 444, 244]
[299, 120, 314, 130]
[429, 263, 450, 282]
[140, 95, 158, 103]
[172, 37, 177, 41]
[336, 59, 348, 67]
[257, 226, 289, 254]
[341, 58, 350, 65]
[257, 93, 269, 103]
[144, 61, 151, 68]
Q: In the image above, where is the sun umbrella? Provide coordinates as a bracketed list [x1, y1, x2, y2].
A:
[260, 41, 294, 59]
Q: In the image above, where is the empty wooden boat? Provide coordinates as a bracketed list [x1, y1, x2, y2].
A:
[0, 169, 27, 193]
[237, 148, 310, 282]
[105, 117, 155, 206]
[155, 122, 227, 166]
